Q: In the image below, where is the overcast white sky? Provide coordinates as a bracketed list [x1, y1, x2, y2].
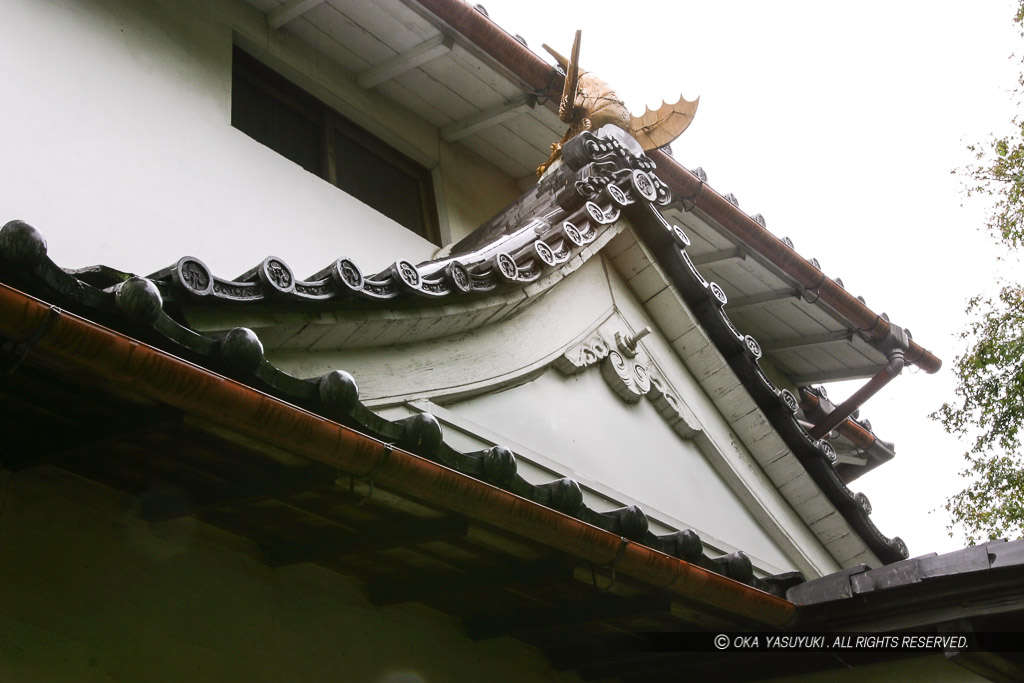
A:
[482, 1, 1022, 556]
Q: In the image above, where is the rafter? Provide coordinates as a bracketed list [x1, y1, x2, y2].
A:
[357, 34, 455, 89]
[789, 365, 885, 385]
[267, 0, 326, 30]
[727, 287, 799, 311]
[441, 96, 535, 142]
[762, 329, 854, 352]
[688, 246, 745, 267]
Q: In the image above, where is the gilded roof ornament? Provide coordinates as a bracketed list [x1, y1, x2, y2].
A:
[537, 31, 699, 176]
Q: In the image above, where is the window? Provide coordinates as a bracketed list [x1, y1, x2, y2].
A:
[231, 47, 439, 243]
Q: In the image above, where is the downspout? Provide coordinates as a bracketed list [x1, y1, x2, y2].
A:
[808, 326, 908, 440]
[412, 0, 941, 375]
[0, 282, 797, 629]
[799, 392, 879, 452]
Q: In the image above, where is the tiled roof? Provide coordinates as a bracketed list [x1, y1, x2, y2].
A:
[0, 126, 905, 570]
[790, 538, 1024, 606]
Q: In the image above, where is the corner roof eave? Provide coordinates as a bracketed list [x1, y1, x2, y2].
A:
[408, 0, 941, 377]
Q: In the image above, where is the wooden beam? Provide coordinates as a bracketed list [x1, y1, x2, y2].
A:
[357, 34, 455, 89]
[366, 558, 575, 606]
[762, 329, 854, 352]
[262, 516, 468, 567]
[688, 246, 745, 267]
[728, 287, 799, 311]
[441, 95, 535, 142]
[267, 0, 326, 30]
[464, 595, 670, 640]
[789, 365, 885, 385]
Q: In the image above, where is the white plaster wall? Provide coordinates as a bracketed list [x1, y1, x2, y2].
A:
[0, 467, 577, 683]
[602, 257, 842, 576]
[0, 0, 518, 279]
[438, 140, 522, 245]
[270, 256, 615, 400]
[268, 251, 836, 575]
[447, 370, 796, 571]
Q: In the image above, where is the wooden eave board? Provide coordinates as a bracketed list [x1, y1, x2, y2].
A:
[329, 0, 440, 52]
[665, 206, 739, 253]
[699, 258, 791, 299]
[247, 0, 280, 13]
[300, 4, 388, 69]
[280, 22, 451, 128]
[390, 64, 480, 121]
[285, 14, 476, 126]
[460, 129, 535, 178]
[503, 106, 567, 147]
[418, 45, 520, 110]
[659, 205, 894, 385]
[246, 0, 574, 181]
[752, 297, 839, 339]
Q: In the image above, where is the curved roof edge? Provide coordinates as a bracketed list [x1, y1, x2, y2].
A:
[0, 217, 801, 596]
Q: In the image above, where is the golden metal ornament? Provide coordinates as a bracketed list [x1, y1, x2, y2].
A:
[537, 32, 699, 177]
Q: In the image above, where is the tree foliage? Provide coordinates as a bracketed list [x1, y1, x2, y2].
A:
[935, 287, 1024, 543]
[933, 3, 1024, 545]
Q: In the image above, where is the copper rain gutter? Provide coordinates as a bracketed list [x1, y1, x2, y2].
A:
[0, 282, 796, 628]
[413, 0, 941, 377]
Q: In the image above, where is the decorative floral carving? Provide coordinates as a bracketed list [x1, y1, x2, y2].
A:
[212, 281, 260, 299]
[555, 320, 702, 436]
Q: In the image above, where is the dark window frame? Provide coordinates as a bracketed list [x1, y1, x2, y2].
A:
[231, 46, 440, 244]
